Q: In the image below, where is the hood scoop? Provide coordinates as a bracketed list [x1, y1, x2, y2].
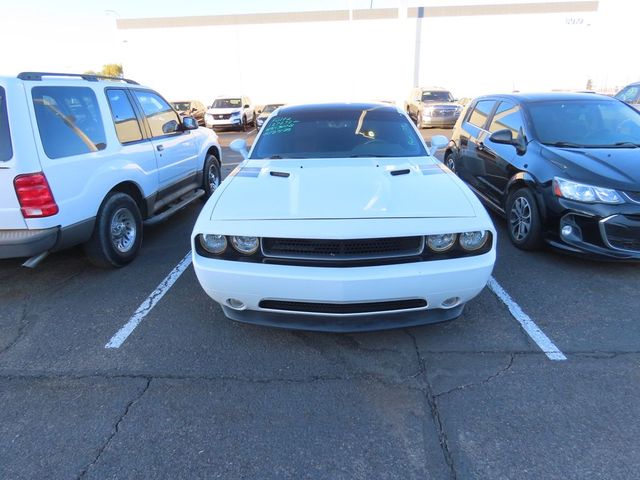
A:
[269, 170, 290, 178]
[390, 168, 411, 176]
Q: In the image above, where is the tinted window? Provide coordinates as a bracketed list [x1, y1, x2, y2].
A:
[489, 102, 525, 140]
[468, 101, 495, 129]
[528, 100, 640, 147]
[251, 107, 427, 159]
[106, 89, 143, 144]
[421, 91, 454, 102]
[262, 104, 283, 114]
[212, 98, 241, 108]
[134, 91, 180, 138]
[171, 102, 191, 111]
[615, 86, 640, 104]
[32, 86, 107, 159]
[0, 87, 12, 161]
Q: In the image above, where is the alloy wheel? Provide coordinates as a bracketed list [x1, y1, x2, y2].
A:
[509, 197, 532, 241]
[110, 207, 137, 253]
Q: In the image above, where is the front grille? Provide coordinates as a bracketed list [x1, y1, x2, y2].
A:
[215, 114, 231, 120]
[601, 215, 640, 252]
[433, 108, 456, 116]
[259, 299, 427, 314]
[261, 236, 424, 261]
[624, 191, 640, 204]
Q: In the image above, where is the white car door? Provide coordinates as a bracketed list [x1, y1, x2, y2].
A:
[132, 90, 198, 189]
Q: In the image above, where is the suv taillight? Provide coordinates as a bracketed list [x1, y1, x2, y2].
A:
[13, 172, 59, 218]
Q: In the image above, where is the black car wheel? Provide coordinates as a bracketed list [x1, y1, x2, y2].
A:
[506, 188, 543, 250]
[241, 116, 248, 132]
[444, 151, 457, 173]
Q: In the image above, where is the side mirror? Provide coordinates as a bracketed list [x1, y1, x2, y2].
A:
[182, 116, 198, 130]
[230, 138, 249, 159]
[243, 104, 250, 109]
[489, 128, 527, 155]
[429, 134, 449, 156]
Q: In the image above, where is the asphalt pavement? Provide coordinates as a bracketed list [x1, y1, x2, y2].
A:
[1, 127, 639, 479]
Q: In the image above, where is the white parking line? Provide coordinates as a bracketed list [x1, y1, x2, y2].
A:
[105, 251, 193, 349]
[487, 276, 567, 361]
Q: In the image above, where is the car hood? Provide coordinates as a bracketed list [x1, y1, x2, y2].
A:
[211, 158, 476, 220]
[543, 145, 640, 190]
[207, 107, 242, 115]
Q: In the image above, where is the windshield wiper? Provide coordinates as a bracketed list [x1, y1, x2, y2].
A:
[609, 142, 640, 148]
[349, 154, 394, 158]
[546, 141, 585, 148]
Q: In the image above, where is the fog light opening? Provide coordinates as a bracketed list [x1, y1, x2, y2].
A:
[441, 296, 460, 309]
[226, 298, 246, 310]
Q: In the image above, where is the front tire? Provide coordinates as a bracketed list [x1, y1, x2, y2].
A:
[444, 151, 457, 173]
[83, 193, 143, 268]
[203, 153, 221, 200]
[506, 188, 543, 251]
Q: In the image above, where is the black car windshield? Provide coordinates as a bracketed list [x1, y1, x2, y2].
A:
[212, 98, 241, 108]
[262, 104, 282, 114]
[0, 87, 12, 161]
[529, 100, 640, 147]
[422, 91, 454, 102]
[250, 107, 427, 159]
[172, 102, 191, 111]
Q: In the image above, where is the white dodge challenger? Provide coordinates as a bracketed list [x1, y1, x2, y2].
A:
[191, 103, 496, 331]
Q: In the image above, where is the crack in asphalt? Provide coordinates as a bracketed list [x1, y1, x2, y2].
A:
[0, 303, 30, 356]
[434, 353, 515, 398]
[405, 329, 458, 480]
[76, 377, 152, 479]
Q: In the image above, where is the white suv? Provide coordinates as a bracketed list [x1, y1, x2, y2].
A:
[205, 95, 255, 131]
[0, 72, 222, 267]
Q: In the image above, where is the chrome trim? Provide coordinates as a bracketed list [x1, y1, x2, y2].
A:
[623, 192, 640, 205]
[598, 214, 640, 254]
[260, 236, 426, 262]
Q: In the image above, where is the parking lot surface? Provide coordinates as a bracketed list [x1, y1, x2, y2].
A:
[1, 127, 639, 479]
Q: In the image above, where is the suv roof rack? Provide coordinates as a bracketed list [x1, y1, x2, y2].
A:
[17, 72, 139, 85]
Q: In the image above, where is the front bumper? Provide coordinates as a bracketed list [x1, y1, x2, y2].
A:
[0, 227, 58, 259]
[192, 252, 495, 332]
[421, 112, 460, 128]
[205, 117, 242, 129]
[546, 197, 640, 260]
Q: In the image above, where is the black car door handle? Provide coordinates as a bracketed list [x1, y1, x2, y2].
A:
[156, 144, 164, 152]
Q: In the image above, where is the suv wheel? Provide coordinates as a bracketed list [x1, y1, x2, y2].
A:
[241, 116, 248, 132]
[83, 192, 143, 268]
[506, 188, 543, 251]
[203, 154, 221, 200]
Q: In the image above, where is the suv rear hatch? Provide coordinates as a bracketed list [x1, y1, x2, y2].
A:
[0, 82, 27, 229]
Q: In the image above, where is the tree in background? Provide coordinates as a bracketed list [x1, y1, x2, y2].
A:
[586, 78, 593, 91]
[84, 64, 123, 78]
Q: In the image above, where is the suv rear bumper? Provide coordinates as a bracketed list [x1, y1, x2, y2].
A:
[0, 228, 58, 259]
[0, 218, 95, 260]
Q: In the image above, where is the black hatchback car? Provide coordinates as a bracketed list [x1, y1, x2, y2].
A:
[445, 93, 640, 260]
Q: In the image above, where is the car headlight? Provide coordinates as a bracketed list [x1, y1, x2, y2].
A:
[231, 236, 259, 255]
[459, 231, 489, 251]
[200, 234, 227, 254]
[553, 177, 624, 204]
[427, 233, 457, 252]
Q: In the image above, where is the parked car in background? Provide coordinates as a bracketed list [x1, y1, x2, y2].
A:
[192, 102, 496, 332]
[0, 72, 221, 267]
[445, 92, 640, 260]
[406, 87, 463, 128]
[171, 100, 206, 126]
[615, 82, 640, 111]
[255, 103, 285, 130]
[205, 95, 255, 131]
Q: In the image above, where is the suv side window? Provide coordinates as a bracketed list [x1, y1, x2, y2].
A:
[32, 86, 107, 159]
[489, 102, 525, 140]
[133, 90, 181, 138]
[0, 87, 12, 161]
[106, 89, 143, 144]
[615, 85, 640, 104]
[467, 100, 495, 129]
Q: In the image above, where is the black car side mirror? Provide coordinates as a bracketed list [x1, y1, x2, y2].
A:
[489, 128, 527, 155]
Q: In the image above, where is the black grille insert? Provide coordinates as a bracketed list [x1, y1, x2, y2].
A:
[261, 236, 424, 261]
[259, 299, 427, 314]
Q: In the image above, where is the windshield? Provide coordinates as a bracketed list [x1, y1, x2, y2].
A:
[0, 87, 12, 161]
[262, 104, 282, 114]
[422, 91, 454, 102]
[250, 107, 427, 159]
[172, 102, 191, 111]
[529, 100, 640, 147]
[212, 98, 241, 109]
